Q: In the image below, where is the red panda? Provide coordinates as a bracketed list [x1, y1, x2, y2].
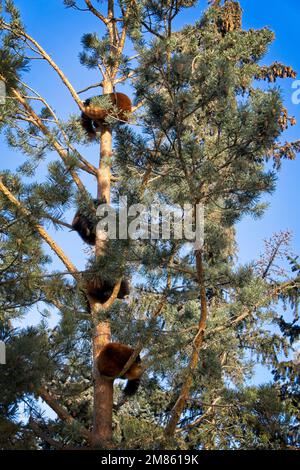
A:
[97, 343, 142, 396]
[71, 199, 100, 246]
[81, 111, 100, 140]
[81, 92, 132, 138]
[86, 277, 130, 304]
[72, 209, 96, 246]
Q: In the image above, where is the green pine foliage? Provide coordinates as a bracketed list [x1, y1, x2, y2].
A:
[0, 0, 299, 449]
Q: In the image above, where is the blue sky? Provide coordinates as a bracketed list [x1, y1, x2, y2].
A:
[1, 0, 299, 384]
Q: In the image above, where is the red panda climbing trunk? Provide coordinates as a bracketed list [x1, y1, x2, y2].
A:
[97, 343, 142, 397]
[71, 199, 100, 246]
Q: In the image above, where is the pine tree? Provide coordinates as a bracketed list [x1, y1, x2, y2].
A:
[0, 0, 299, 449]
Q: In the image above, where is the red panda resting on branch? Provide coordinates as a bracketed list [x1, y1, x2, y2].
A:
[81, 92, 132, 139]
[97, 343, 142, 396]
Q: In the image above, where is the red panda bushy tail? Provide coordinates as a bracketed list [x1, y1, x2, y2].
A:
[124, 378, 140, 396]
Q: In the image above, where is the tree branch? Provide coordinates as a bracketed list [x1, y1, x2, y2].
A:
[176, 396, 222, 433]
[77, 82, 103, 94]
[0, 21, 84, 111]
[5, 82, 87, 193]
[84, 0, 109, 25]
[130, 0, 165, 40]
[29, 417, 71, 450]
[0, 177, 78, 278]
[17, 80, 97, 176]
[37, 387, 92, 443]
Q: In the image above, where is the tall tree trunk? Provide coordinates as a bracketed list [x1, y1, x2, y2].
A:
[92, 79, 114, 447]
[92, 320, 113, 447]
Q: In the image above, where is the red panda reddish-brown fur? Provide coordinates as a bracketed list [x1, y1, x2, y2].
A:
[71, 209, 96, 245]
[81, 93, 132, 138]
[97, 343, 142, 396]
[84, 93, 132, 121]
[86, 277, 130, 304]
[71, 199, 101, 246]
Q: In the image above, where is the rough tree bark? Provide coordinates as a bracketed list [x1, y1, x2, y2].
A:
[91, 78, 114, 448]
